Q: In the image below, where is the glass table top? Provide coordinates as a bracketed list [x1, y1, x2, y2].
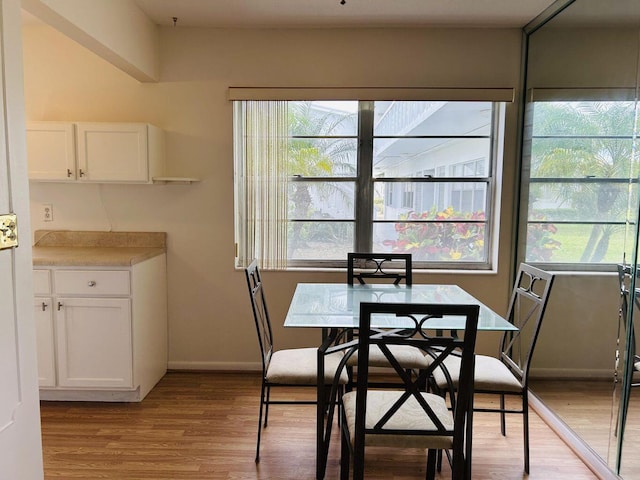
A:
[284, 283, 516, 331]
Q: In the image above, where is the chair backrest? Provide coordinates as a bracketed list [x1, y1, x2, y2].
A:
[500, 263, 555, 388]
[347, 252, 412, 285]
[617, 263, 638, 362]
[353, 301, 479, 476]
[245, 259, 274, 376]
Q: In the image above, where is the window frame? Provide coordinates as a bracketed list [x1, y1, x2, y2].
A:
[518, 96, 638, 271]
[234, 97, 506, 271]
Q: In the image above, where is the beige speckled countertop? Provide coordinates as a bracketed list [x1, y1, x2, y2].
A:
[32, 230, 166, 267]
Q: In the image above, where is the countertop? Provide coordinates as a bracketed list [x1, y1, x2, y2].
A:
[32, 230, 166, 267]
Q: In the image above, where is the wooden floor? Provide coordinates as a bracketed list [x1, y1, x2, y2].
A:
[531, 378, 640, 479]
[40, 372, 598, 479]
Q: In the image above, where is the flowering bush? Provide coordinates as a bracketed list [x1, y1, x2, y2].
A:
[526, 214, 561, 261]
[382, 207, 486, 261]
[383, 208, 561, 262]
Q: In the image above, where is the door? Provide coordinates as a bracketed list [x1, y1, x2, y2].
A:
[76, 123, 149, 182]
[0, 0, 45, 478]
[55, 297, 133, 388]
[25, 122, 76, 181]
[34, 298, 55, 387]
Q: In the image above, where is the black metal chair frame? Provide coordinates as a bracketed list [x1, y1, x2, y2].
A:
[321, 301, 479, 480]
[471, 263, 555, 474]
[617, 263, 640, 387]
[347, 252, 413, 285]
[346, 252, 420, 388]
[245, 259, 317, 463]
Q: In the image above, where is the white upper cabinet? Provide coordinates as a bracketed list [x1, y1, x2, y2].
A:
[26, 122, 165, 184]
[26, 122, 76, 181]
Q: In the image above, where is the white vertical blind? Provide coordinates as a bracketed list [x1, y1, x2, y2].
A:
[235, 101, 288, 269]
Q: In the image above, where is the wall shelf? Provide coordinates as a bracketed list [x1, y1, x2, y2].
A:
[152, 177, 200, 185]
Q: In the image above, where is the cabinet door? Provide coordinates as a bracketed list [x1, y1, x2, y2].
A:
[76, 123, 149, 182]
[26, 122, 76, 181]
[55, 297, 133, 388]
[34, 298, 55, 388]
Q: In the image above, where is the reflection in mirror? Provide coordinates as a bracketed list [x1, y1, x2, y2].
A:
[520, 0, 640, 477]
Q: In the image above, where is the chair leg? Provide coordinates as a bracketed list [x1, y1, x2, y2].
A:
[426, 449, 437, 480]
[264, 385, 271, 427]
[500, 394, 506, 436]
[340, 425, 350, 480]
[523, 394, 530, 474]
[255, 381, 266, 463]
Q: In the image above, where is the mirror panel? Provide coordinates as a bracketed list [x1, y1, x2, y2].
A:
[522, 0, 640, 476]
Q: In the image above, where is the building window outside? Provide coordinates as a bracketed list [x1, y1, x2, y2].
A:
[235, 100, 503, 269]
[522, 100, 638, 267]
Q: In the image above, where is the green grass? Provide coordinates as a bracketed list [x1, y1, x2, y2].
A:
[542, 224, 632, 263]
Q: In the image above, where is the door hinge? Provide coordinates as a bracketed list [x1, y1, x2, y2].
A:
[0, 213, 18, 250]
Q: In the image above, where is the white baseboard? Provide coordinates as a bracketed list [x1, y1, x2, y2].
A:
[167, 361, 261, 372]
[530, 367, 613, 380]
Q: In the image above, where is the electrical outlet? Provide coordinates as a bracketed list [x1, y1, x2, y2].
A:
[42, 204, 53, 222]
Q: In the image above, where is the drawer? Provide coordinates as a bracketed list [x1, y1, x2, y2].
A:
[54, 270, 130, 296]
[33, 269, 51, 295]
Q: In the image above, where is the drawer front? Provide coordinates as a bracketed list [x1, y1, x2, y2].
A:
[54, 270, 130, 296]
[33, 269, 51, 295]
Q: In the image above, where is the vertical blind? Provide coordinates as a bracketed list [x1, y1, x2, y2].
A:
[235, 101, 288, 269]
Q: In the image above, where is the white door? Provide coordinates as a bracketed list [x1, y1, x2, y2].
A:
[0, 0, 45, 478]
[56, 297, 133, 388]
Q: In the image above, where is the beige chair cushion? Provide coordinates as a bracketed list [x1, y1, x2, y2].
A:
[266, 347, 348, 385]
[342, 390, 454, 449]
[433, 354, 522, 393]
[347, 344, 431, 369]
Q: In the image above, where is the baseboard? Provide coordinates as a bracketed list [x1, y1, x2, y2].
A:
[39, 387, 141, 402]
[529, 391, 621, 480]
[167, 361, 261, 371]
[530, 368, 613, 380]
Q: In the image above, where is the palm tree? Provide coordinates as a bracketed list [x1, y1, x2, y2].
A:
[531, 101, 638, 262]
[286, 101, 357, 256]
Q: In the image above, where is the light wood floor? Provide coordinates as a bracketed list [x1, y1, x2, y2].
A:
[531, 378, 640, 479]
[40, 372, 598, 479]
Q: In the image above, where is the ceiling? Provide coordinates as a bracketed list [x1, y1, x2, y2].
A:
[132, 0, 559, 29]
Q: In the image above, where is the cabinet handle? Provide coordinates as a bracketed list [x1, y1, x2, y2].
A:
[41, 301, 48, 311]
[67, 168, 73, 178]
[79, 169, 85, 177]
[87, 280, 96, 287]
[57, 302, 63, 311]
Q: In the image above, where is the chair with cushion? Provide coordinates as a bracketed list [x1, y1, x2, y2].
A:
[345, 252, 430, 385]
[617, 263, 640, 388]
[432, 263, 554, 474]
[324, 301, 479, 480]
[244, 259, 349, 463]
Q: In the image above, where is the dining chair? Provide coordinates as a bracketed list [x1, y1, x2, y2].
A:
[617, 263, 640, 388]
[244, 259, 349, 463]
[345, 252, 430, 384]
[323, 301, 479, 480]
[432, 263, 555, 474]
[347, 252, 413, 285]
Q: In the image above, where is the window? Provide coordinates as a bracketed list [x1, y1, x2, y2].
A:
[522, 100, 638, 267]
[235, 100, 504, 269]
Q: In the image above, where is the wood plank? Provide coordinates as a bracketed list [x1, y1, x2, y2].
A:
[40, 372, 599, 479]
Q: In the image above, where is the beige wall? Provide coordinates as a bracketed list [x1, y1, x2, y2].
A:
[22, 22, 617, 375]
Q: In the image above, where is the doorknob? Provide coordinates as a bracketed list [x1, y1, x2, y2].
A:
[0, 213, 18, 250]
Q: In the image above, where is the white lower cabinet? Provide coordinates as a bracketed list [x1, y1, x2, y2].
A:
[33, 254, 167, 401]
[55, 297, 132, 388]
[33, 297, 55, 388]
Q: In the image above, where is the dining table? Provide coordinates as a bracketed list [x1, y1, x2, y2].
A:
[284, 282, 517, 479]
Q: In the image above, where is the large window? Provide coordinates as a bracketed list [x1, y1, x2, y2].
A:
[523, 100, 639, 267]
[235, 100, 504, 269]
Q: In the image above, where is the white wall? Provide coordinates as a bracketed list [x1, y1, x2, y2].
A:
[22, 22, 618, 376]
